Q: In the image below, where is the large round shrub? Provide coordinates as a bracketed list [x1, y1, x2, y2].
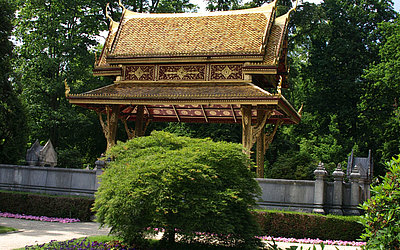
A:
[360, 155, 400, 249]
[93, 131, 261, 248]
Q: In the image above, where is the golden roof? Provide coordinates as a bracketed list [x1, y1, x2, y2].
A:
[72, 2, 301, 125]
[68, 82, 272, 101]
[96, 1, 282, 66]
[68, 82, 300, 124]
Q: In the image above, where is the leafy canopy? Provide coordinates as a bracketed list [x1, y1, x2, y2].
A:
[93, 131, 261, 248]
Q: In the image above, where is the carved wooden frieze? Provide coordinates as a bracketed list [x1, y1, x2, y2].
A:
[159, 65, 206, 81]
[122, 64, 244, 81]
[210, 64, 243, 80]
[125, 65, 155, 80]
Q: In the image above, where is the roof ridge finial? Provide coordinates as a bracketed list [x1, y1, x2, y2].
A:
[64, 79, 70, 97]
[119, 0, 126, 11]
[105, 3, 114, 24]
[288, 0, 299, 15]
[298, 103, 303, 117]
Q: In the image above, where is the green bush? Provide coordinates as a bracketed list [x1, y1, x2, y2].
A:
[360, 155, 400, 249]
[93, 131, 262, 248]
[0, 190, 94, 221]
[266, 151, 317, 180]
[254, 210, 363, 241]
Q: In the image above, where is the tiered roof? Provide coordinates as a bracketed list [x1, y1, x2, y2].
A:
[68, 1, 300, 125]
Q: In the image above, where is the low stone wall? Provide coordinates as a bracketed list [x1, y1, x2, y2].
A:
[256, 178, 362, 215]
[0, 164, 102, 197]
[0, 163, 368, 215]
[256, 178, 315, 212]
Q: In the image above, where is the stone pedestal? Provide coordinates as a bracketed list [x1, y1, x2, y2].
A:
[349, 165, 361, 215]
[313, 162, 327, 214]
[330, 163, 344, 215]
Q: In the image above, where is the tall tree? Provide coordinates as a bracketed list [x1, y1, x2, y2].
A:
[265, 0, 397, 178]
[292, 0, 395, 168]
[359, 18, 400, 174]
[13, 0, 111, 167]
[12, 0, 199, 167]
[0, 0, 28, 164]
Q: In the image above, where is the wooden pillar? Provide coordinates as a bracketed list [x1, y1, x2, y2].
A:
[134, 105, 145, 137]
[241, 105, 252, 157]
[98, 104, 120, 152]
[108, 104, 119, 150]
[256, 107, 266, 178]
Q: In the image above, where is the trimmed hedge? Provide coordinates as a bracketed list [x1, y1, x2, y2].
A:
[0, 190, 364, 241]
[0, 190, 94, 221]
[253, 210, 363, 241]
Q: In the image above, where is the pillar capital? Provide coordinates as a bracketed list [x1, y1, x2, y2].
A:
[314, 162, 327, 179]
[332, 163, 345, 181]
[350, 165, 361, 182]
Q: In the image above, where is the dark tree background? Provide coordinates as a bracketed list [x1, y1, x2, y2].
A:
[0, 0, 27, 164]
[4, 0, 400, 178]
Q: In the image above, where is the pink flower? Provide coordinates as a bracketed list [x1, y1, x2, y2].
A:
[0, 211, 80, 223]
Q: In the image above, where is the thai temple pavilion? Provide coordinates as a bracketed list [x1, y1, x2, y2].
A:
[66, 0, 301, 177]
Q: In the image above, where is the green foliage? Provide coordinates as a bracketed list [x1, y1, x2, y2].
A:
[12, 0, 113, 167]
[266, 151, 317, 180]
[254, 210, 363, 241]
[205, 0, 240, 11]
[359, 18, 400, 175]
[0, 190, 94, 221]
[156, 0, 197, 13]
[159, 122, 242, 144]
[0, 0, 28, 164]
[93, 131, 262, 248]
[360, 155, 400, 249]
[274, 0, 398, 178]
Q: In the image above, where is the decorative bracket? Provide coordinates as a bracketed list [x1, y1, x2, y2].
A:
[96, 106, 111, 140]
[277, 76, 283, 97]
[122, 118, 135, 140]
[251, 110, 273, 148]
[264, 119, 283, 153]
[96, 105, 120, 151]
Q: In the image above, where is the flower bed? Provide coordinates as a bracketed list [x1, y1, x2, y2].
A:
[0, 211, 80, 223]
[23, 235, 365, 250]
[144, 228, 366, 247]
[259, 236, 366, 247]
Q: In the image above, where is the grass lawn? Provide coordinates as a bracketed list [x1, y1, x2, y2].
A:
[0, 225, 17, 234]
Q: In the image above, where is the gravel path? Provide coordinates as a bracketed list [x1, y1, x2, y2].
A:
[0, 217, 110, 250]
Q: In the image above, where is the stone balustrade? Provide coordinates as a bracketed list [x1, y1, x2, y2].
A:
[0, 161, 368, 215]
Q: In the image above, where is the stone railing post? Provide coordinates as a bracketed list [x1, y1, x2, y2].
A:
[313, 162, 327, 214]
[330, 163, 344, 215]
[94, 159, 105, 191]
[349, 165, 361, 215]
